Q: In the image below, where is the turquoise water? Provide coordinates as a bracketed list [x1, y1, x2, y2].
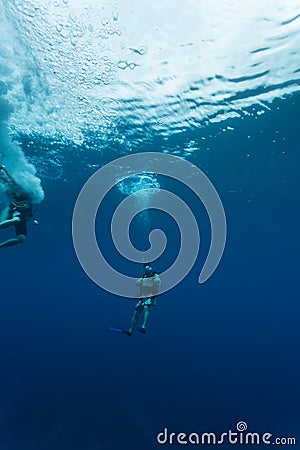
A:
[0, 1, 300, 449]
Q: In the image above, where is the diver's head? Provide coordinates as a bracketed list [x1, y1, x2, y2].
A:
[12, 188, 31, 203]
[143, 262, 152, 274]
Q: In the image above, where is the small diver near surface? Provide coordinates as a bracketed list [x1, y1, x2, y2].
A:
[110, 262, 162, 337]
[0, 165, 36, 248]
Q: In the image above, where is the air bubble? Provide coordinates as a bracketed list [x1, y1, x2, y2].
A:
[117, 174, 160, 196]
[99, 29, 109, 39]
[118, 61, 127, 70]
[129, 46, 147, 56]
[138, 46, 147, 55]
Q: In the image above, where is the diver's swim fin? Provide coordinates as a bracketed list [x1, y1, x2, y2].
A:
[137, 327, 146, 334]
[109, 326, 132, 337]
[122, 330, 132, 337]
[109, 326, 123, 333]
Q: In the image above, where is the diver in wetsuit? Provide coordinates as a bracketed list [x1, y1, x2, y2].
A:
[0, 165, 33, 248]
[123, 262, 161, 337]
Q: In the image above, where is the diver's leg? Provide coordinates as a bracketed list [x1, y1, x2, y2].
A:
[128, 309, 140, 334]
[0, 234, 26, 248]
[0, 217, 20, 229]
[141, 305, 150, 330]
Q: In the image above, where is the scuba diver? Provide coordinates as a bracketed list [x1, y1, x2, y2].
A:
[0, 165, 34, 248]
[110, 262, 161, 337]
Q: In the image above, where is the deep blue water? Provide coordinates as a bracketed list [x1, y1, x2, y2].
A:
[0, 94, 300, 449]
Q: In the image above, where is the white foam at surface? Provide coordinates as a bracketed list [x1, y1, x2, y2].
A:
[0, 98, 44, 203]
[0, 6, 44, 202]
[0, 0, 300, 145]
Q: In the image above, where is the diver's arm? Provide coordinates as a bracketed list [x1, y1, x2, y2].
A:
[0, 166, 18, 190]
[0, 165, 12, 179]
[136, 277, 143, 286]
[136, 277, 145, 299]
[152, 275, 161, 296]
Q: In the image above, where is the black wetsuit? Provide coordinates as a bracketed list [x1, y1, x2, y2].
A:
[8, 199, 32, 236]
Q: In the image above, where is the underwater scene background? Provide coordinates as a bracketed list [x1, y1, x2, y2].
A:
[0, 1, 299, 449]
